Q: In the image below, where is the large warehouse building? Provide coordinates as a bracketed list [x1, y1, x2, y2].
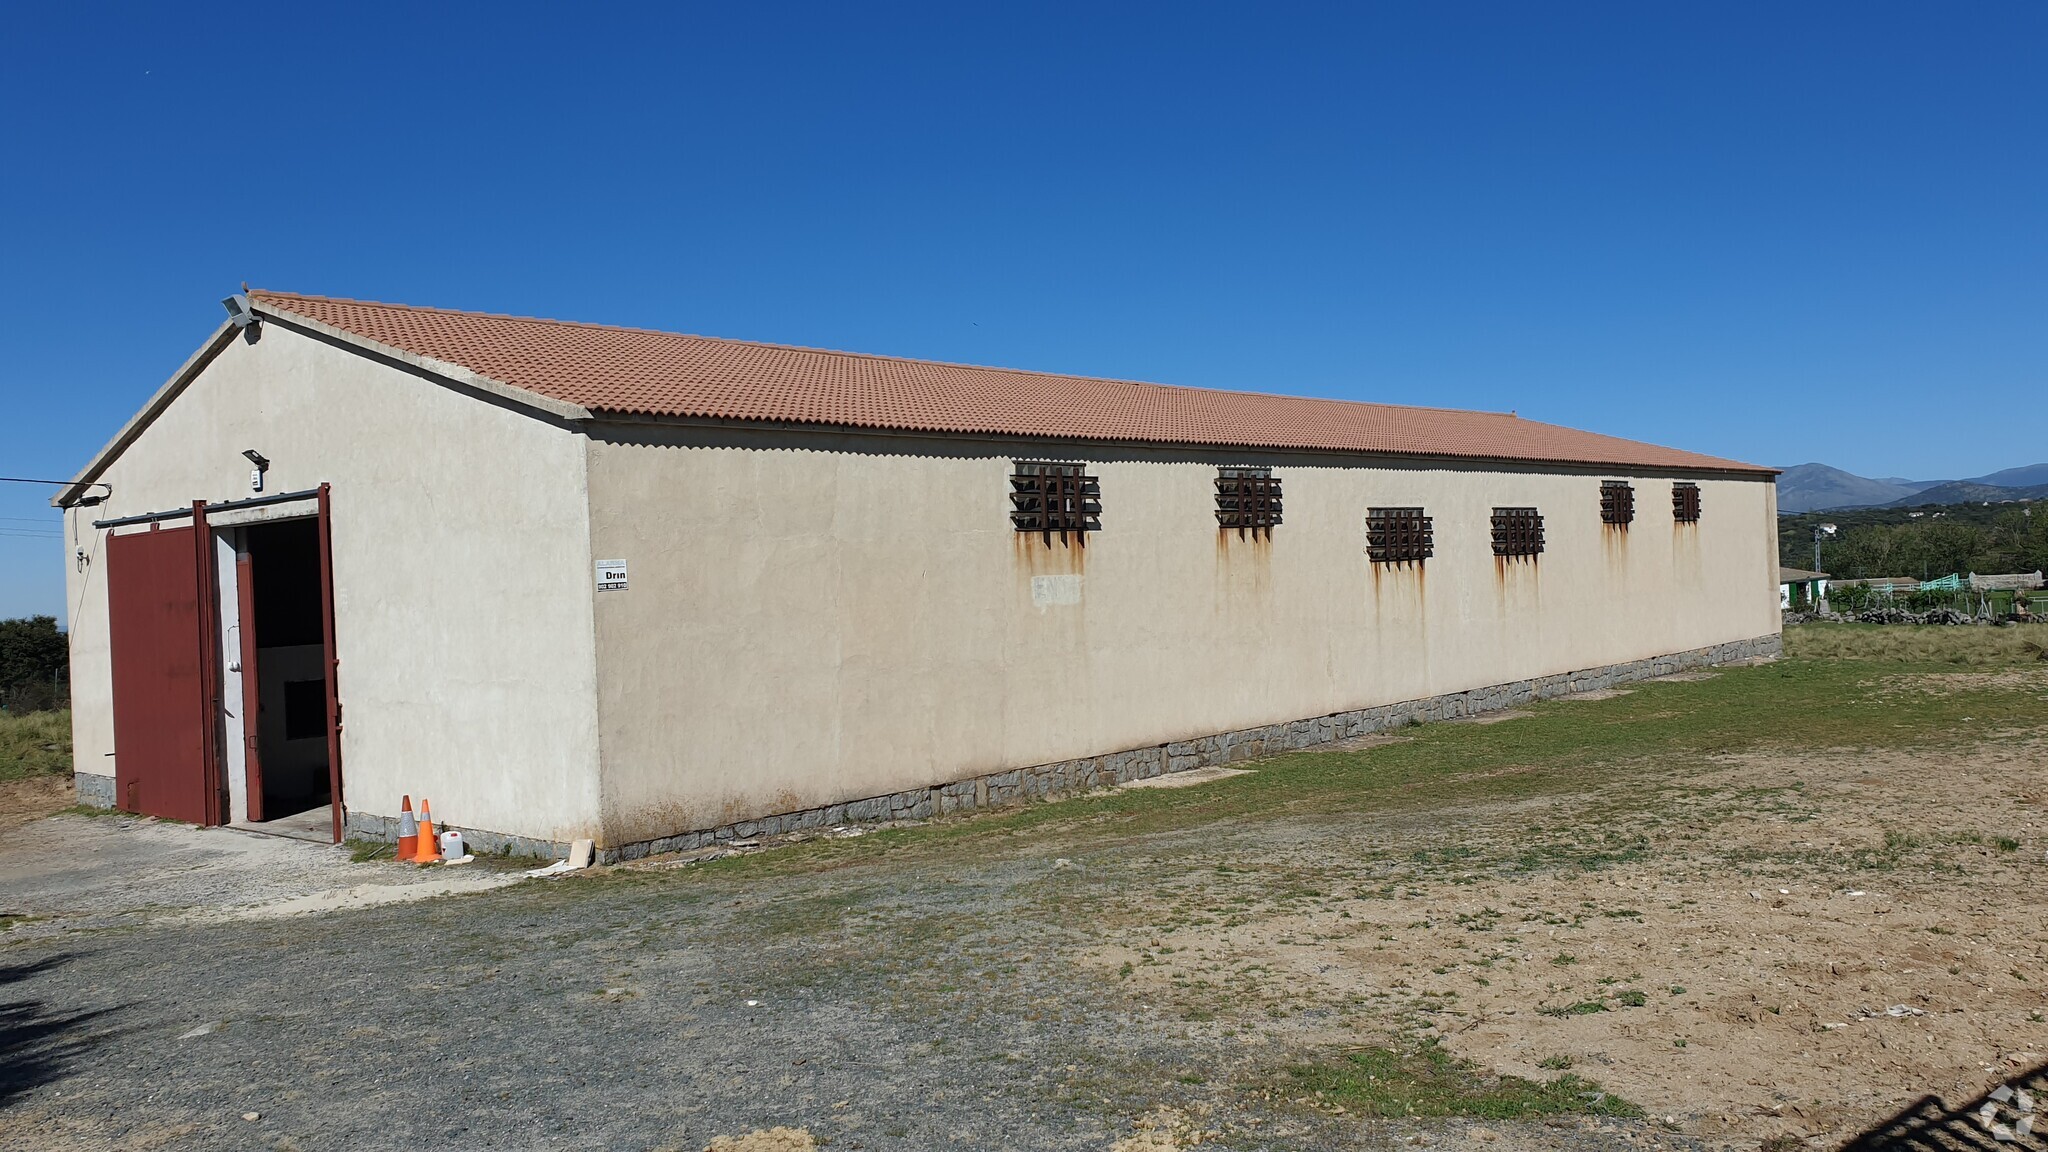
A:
[57, 292, 1781, 860]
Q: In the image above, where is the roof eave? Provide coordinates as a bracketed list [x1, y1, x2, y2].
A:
[253, 304, 593, 423]
[582, 409, 1777, 477]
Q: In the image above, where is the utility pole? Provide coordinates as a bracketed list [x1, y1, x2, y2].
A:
[1812, 523, 1836, 613]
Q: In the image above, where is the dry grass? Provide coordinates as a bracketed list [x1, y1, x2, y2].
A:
[0, 709, 70, 781]
[1784, 621, 2048, 666]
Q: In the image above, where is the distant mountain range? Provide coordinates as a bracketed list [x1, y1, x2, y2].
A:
[1776, 462, 2048, 513]
[1972, 463, 2048, 488]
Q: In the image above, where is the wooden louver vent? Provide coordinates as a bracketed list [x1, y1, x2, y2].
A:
[1010, 461, 1100, 544]
[1366, 507, 1433, 564]
[1215, 467, 1281, 536]
[1600, 481, 1635, 526]
[1672, 482, 1701, 523]
[1490, 507, 1544, 558]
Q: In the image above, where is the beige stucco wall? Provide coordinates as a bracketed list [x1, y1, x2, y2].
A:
[64, 324, 604, 843]
[584, 426, 1779, 844]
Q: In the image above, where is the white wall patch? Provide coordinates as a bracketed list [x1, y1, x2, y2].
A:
[595, 559, 629, 592]
[1030, 574, 1082, 608]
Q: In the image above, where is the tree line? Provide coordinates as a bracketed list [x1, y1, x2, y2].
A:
[1, 615, 68, 713]
[1781, 503, 2048, 581]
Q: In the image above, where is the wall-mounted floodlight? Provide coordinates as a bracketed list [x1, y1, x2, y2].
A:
[243, 449, 269, 493]
[221, 293, 262, 343]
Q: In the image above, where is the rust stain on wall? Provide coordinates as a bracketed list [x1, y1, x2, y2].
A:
[1495, 554, 1540, 624]
[1602, 522, 1630, 581]
[1369, 559, 1427, 623]
[1212, 522, 1261, 569]
[1214, 529, 1274, 626]
[1670, 520, 1701, 588]
[1494, 553, 1538, 608]
[1012, 529, 1086, 579]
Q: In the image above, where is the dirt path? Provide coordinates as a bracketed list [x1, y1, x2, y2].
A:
[0, 775, 70, 834]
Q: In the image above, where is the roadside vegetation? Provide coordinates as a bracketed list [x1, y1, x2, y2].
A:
[1, 613, 73, 785]
[0, 708, 70, 781]
[0, 614, 69, 714]
[1785, 620, 2048, 664]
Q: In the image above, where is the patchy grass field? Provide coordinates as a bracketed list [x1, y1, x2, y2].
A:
[1786, 621, 2048, 665]
[0, 709, 70, 781]
[7, 628, 2048, 1151]
[0, 709, 72, 831]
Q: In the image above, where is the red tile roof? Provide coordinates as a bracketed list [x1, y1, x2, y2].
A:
[249, 291, 1771, 474]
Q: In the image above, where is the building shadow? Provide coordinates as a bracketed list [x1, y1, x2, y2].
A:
[0, 953, 124, 1107]
[1842, 1061, 2048, 1151]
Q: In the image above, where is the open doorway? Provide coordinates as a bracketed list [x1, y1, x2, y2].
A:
[232, 517, 336, 839]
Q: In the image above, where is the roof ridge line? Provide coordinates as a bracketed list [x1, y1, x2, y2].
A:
[247, 290, 1516, 421]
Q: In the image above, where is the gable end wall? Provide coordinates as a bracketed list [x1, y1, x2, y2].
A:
[64, 324, 604, 844]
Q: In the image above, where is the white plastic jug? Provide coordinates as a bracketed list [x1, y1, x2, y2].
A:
[438, 830, 465, 860]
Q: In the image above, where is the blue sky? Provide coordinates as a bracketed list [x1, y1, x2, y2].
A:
[2, 3, 2043, 618]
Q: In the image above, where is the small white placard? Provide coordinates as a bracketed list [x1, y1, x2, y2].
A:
[1031, 574, 1082, 607]
[595, 559, 629, 592]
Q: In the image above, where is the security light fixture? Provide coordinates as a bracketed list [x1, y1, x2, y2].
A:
[243, 449, 269, 493]
[1812, 523, 1837, 576]
[221, 293, 262, 342]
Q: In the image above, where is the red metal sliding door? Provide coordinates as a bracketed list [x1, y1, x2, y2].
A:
[106, 519, 221, 824]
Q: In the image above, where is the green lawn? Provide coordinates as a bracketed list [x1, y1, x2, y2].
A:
[0, 709, 71, 781]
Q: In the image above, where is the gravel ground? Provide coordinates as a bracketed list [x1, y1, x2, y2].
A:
[0, 810, 516, 934]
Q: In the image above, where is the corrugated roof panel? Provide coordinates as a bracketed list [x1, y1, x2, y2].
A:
[249, 291, 1770, 474]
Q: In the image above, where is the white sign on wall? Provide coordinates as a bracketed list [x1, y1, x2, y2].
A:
[1031, 574, 1082, 608]
[595, 559, 629, 592]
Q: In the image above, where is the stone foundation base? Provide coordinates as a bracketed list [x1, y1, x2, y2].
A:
[347, 632, 1783, 865]
[74, 772, 115, 809]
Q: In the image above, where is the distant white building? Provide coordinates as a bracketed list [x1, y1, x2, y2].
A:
[1778, 567, 1830, 609]
[1968, 571, 2044, 592]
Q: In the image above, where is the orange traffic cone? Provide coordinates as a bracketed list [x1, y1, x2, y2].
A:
[396, 795, 419, 862]
[414, 799, 443, 863]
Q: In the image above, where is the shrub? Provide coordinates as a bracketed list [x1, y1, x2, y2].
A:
[0, 615, 69, 714]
